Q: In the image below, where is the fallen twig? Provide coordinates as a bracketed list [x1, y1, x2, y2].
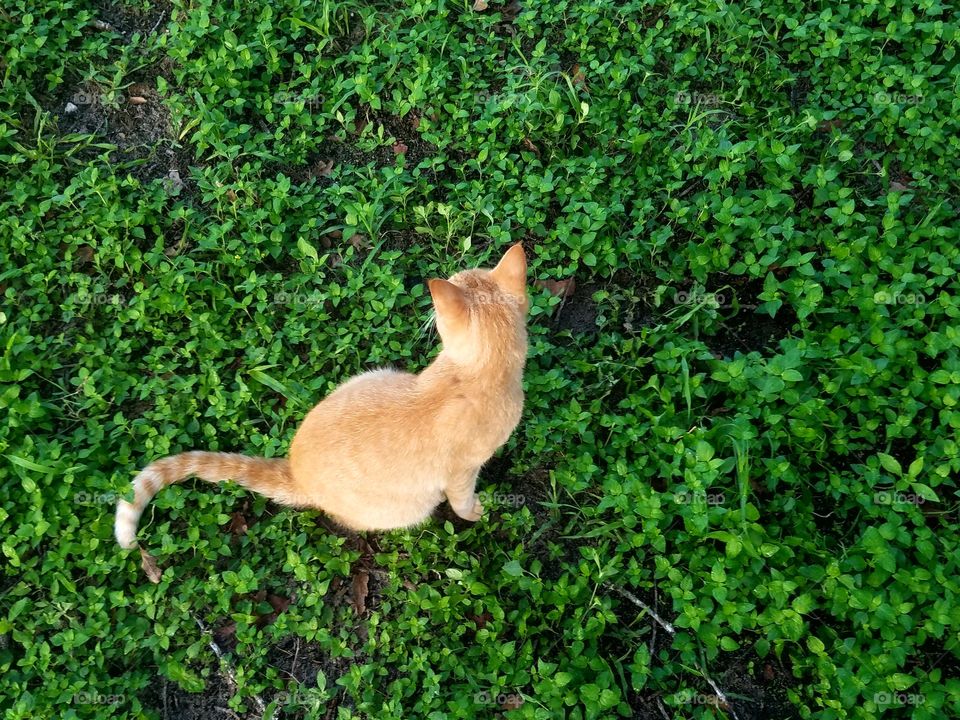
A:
[195, 616, 270, 719]
[604, 582, 675, 634]
[606, 582, 742, 720]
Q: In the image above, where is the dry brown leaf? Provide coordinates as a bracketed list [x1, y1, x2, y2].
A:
[225, 189, 237, 202]
[76, 245, 94, 265]
[128, 96, 147, 105]
[890, 180, 911, 191]
[817, 119, 844, 132]
[357, 536, 375, 558]
[139, 547, 162, 584]
[522, 138, 540, 156]
[502, 1, 522, 19]
[227, 510, 248, 537]
[571, 64, 586, 86]
[469, 612, 493, 629]
[534, 277, 576, 299]
[473, 0, 489, 10]
[349, 234, 369, 250]
[392, 141, 409, 155]
[311, 159, 335, 178]
[267, 593, 292, 614]
[213, 622, 237, 647]
[351, 570, 370, 615]
[254, 592, 292, 627]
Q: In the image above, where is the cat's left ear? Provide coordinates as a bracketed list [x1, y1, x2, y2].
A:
[428, 278, 469, 330]
[489, 243, 527, 295]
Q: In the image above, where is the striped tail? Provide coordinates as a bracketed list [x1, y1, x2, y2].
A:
[114, 451, 294, 549]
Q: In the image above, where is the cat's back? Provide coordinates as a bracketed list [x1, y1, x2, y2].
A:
[296, 368, 416, 432]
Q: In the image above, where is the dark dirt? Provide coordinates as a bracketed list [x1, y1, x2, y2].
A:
[541, 268, 795, 358]
[134, 499, 366, 720]
[913, 635, 960, 684]
[137, 636, 348, 720]
[40, 2, 193, 192]
[627, 651, 800, 720]
[808, 485, 850, 537]
[693, 274, 796, 357]
[268, 636, 347, 688]
[139, 673, 253, 720]
[554, 285, 600, 335]
[716, 652, 801, 720]
[707, 308, 795, 357]
[268, 108, 442, 187]
[92, 0, 171, 38]
[265, 636, 351, 718]
[484, 455, 557, 541]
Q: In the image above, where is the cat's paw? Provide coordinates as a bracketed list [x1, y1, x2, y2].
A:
[456, 496, 484, 522]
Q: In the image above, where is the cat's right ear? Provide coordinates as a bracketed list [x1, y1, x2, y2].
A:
[428, 279, 469, 328]
[489, 243, 527, 296]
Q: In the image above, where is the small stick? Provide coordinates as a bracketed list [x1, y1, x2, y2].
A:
[650, 580, 660, 656]
[607, 583, 741, 720]
[655, 697, 671, 720]
[701, 670, 740, 720]
[195, 617, 270, 719]
[604, 582, 675, 634]
[290, 636, 301, 683]
[149, 11, 167, 35]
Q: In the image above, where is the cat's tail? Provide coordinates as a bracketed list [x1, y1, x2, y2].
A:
[114, 451, 294, 549]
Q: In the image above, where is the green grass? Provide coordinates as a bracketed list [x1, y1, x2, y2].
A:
[2, 0, 960, 718]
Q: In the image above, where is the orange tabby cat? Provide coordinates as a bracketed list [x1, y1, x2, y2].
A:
[115, 244, 528, 549]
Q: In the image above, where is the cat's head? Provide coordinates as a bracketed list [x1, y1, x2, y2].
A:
[428, 244, 528, 364]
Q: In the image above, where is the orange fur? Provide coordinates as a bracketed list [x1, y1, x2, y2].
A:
[115, 244, 528, 549]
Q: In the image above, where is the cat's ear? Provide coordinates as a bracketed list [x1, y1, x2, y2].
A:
[489, 243, 527, 295]
[428, 279, 469, 327]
